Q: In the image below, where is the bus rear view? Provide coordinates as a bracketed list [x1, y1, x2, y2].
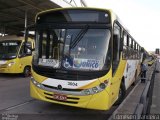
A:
[30, 8, 124, 110]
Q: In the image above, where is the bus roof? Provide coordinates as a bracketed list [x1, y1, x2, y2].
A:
[35, 7, 140, 48]
[35, 7, 131, 35]
[36, 7, 112, 16]
[35, 7, 115, 22]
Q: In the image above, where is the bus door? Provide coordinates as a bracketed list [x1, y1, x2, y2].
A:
[111, 23, 122, 103]
[18, 41, 32, 73]
[125, 38, 137, 89]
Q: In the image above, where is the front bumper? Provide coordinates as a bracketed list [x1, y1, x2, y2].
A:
[30, 81, 111, 110]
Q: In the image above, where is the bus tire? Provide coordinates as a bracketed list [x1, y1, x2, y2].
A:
[132, 70, 137, 86]
[23, 66, 31, 77]
[114, 82, 126, 105]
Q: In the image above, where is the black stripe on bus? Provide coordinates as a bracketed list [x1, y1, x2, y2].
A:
[43, 84, 82, 92]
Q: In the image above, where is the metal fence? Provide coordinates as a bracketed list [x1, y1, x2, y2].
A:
[134, 62, 156, 119]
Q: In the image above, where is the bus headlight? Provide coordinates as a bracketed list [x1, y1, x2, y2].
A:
[82, 80, 109, 95]
[83, 89, 91, 95]
[31, 77, 42, 88]
[8, 62, 15, 67]
[92, 87, 99, 93]
[99, 83, 106, 89]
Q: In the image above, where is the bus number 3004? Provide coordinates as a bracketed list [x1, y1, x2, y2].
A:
[68, 82, 78, 86]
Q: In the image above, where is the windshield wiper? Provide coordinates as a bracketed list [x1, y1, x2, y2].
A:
[70, 25, 89, 49]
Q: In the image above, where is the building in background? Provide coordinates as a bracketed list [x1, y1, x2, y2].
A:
[50, 0, 87, 7]
[0, 0, 87, 36]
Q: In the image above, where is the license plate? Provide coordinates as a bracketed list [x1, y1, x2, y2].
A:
[53, 94, 67, 101]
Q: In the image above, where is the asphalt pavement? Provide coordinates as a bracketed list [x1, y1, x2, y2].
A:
[0, 74, 115, 120]
[150, 61, 160, 114]
[0, 64, 155, 120]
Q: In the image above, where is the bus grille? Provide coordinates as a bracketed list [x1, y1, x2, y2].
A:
[0, 64, 7, 68]
[43, 84, 82, 92]
[44, 92, 79, 104]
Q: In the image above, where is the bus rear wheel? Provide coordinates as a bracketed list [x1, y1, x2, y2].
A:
[23, 66, 31, 77]
[132, 71, 137, 86]
[115, 82, 126, 105]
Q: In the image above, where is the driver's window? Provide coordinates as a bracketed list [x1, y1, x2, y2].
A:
[19, 42, 32, 57]
[113, 23, 121, 75]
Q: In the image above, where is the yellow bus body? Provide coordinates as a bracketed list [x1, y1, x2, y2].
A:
[0, 35, 34, 75]
[30, 8, 142, 110]
[148, 60, 155, 66]
[31, 55, 127, 110]
[0, 57, 31, 73]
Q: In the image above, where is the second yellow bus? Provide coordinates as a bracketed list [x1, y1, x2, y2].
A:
[0, 35, 34, 77]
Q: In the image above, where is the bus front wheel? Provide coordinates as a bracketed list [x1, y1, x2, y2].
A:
[23, 66, 31, 77]
[115, 82, 126, 105]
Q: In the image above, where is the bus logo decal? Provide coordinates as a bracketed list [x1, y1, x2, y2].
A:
[63, 58, 73, 68]
[57, 85, 63, 90]
[73, 59, 100, 70]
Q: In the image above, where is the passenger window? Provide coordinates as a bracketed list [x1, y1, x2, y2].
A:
[131, 40, 134, 59]
[129, 38, 131, 47]
[134, 43, 137, 59]
[128, 38, 132, 59]
[122, 32, 128, 59]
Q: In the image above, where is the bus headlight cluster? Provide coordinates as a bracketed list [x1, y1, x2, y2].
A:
[92, 87, 99, 93]
[82, 80, 109, 95]
[31, 77, 42, 88]
[8, 62, 15, 67]
[99, 83, 106, 89]
[83, 89, 90, 95]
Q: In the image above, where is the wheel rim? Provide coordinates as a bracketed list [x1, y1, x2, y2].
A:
[24, 67, 30, 77]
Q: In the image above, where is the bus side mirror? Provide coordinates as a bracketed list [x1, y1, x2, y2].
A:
[24, 24, 35, 52]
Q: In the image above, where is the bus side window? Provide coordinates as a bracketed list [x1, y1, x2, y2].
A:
[122, 32, 127, 59]
[128, 37, 132, 59]
[134, 42, 137, 59]
[113, 23, 121, 74]
[131, 40, 134, 59]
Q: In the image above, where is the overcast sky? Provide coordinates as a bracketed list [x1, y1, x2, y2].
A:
[85, 0, 160, 51]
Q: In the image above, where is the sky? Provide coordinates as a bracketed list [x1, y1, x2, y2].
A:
[84, 0, 160, 51]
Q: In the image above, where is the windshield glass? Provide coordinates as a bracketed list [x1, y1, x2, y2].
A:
[0, 40, 21, 60]
[35, 27, 111, 71]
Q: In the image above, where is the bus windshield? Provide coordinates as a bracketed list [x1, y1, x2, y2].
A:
[0, 40, 21, 60]
[35, 27, 111, 71]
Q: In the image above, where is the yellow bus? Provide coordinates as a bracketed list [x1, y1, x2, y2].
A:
[147, 54, 156, 66]
[0, 35, 34, 77]
[27, 8, 143, 110]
